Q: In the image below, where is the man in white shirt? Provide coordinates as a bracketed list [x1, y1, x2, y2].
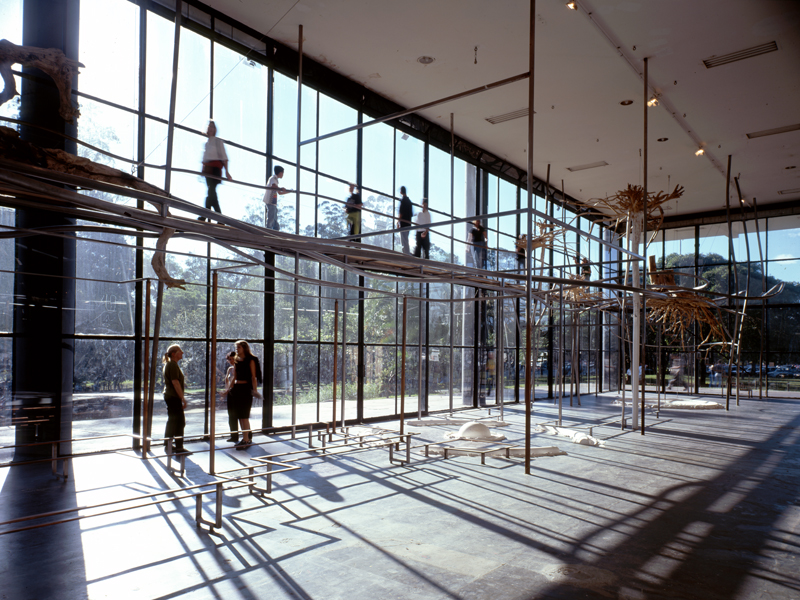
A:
[199, 121, 232, 221]
[413, 199, 431, 259]
[264, 165, 287, 230]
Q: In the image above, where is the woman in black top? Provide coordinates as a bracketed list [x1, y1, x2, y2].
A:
[230, 340, 261, 449]
[470, 219, 487, 269]
[162, 344, 190, 454]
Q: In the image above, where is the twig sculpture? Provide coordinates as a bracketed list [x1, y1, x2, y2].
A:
[151, 228, 187, 289]
[0, 39, 84, 122]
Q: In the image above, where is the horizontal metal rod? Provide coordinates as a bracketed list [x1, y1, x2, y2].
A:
[300, 71, 530, 146]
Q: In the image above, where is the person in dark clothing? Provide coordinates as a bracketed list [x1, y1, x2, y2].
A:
[575, 255, 591, 279]
[470, 219, 487, 269]
[162, 344, 191, 455]
[230, 340, 262, 450]
[516, 234, 527, 272]
[220, 351, 239, 443]
[397, 186, 413, 254]
[345, 183, 363, 239]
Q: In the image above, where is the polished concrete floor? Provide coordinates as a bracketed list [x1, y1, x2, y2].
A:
[1, 393, 799, 600]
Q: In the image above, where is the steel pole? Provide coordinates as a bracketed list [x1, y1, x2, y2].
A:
[641, 56, 648, 435]
[332, 298, 338, 435]
[142, 278, 151, 453]
[401, 296, 407, 435]
[209, 271, 218, 475]
[524, 0, 535, 475]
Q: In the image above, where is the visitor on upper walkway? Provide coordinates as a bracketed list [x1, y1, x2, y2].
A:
[516, 234, 527, 272]
[345, 183, 363, 240]
[199, 120, 232, 221]
[397, 186, 413, 254]
[470, 219, 487, 269]
[264, 165, 288, 230]
[413, 198, 431, 259]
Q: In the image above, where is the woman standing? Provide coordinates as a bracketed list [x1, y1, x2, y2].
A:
[220, 351, 239, 443]
[230, 340, 262, 450]
[163, 344, 191, 455]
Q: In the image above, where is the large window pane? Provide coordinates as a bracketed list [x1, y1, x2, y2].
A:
[145, 10, 175, 119]
[212, 44, 267, 151]
[319, 94, 356, 180]
[75, 233, 136, 336]
[175, 27, 210, 133]
[79, 0, 139, 110]
[362, 123, 394, 196]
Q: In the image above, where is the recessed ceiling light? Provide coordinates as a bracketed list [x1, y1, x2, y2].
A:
[417, 56, 435, 65]
[566, 1, 577, 9]
[695, 148, 705, 156]
[620, 100, 633, 106]
[566, 161, 609, 172]
[746, 123, 800, 139]
[657, 138, 668, 142]
[647, 97, 659, 107]
[778, 188, 800, 195]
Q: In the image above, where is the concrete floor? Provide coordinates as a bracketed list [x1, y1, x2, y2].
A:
[1, 393, 799, 600]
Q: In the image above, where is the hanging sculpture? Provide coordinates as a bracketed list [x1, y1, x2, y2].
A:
[0, 39, 84, 122]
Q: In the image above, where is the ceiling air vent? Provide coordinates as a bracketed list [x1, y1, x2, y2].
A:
[702, 41, 778, 68]
[566, 161, 608, 172]
[746, 123, 800, 139]
[486, 108, 534, 125]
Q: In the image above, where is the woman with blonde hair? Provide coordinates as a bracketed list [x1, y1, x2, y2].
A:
[230, 340, 262, 449]
[162, 344, 191, 455]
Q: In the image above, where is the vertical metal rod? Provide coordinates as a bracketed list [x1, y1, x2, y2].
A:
[752, 197, 765, 400]
[449, 113, 455, 415]
[620, 311, 627, 429]
[142, 278, 151, 453]
[418, 278, 423, 420]
[146, 280, 165, 453]
[558, 269, 564, 427]
[163, 0, 182, 194]
[292, 254, 299, 425]
[499, 282, 505, 420]
[524, 0, 536, 475]
[641, 56, 648, 435]
[724, 154, 734, 411]
[341, 289, 347, 428]
[210, 271, 218, 475]
[296, 24, 303, 235]
[401, 296, 407, 435]
[734, 177, 750, 407]
[332, 299, 338, 436]
[657, 321, 662, 412]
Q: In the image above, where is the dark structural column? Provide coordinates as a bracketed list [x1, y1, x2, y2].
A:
[14, 0, 80, 459]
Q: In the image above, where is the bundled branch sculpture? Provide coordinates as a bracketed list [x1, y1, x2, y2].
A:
[0, 126, 167, 207]
[0, 39, 84, 122]
[647, 292, 729, 349]
[576, 183, 685, 236]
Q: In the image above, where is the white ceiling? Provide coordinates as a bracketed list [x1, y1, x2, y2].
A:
[205, 0, 800, 217]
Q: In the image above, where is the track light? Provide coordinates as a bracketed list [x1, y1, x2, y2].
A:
[647, 96, 659, 107]
[695, 148, 705, 156]
[566, 1, 577, 9]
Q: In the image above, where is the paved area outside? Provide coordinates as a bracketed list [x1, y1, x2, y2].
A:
[1, 391, 799, 599]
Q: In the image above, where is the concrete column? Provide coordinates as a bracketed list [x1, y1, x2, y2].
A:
[13, 0, 80, 458]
